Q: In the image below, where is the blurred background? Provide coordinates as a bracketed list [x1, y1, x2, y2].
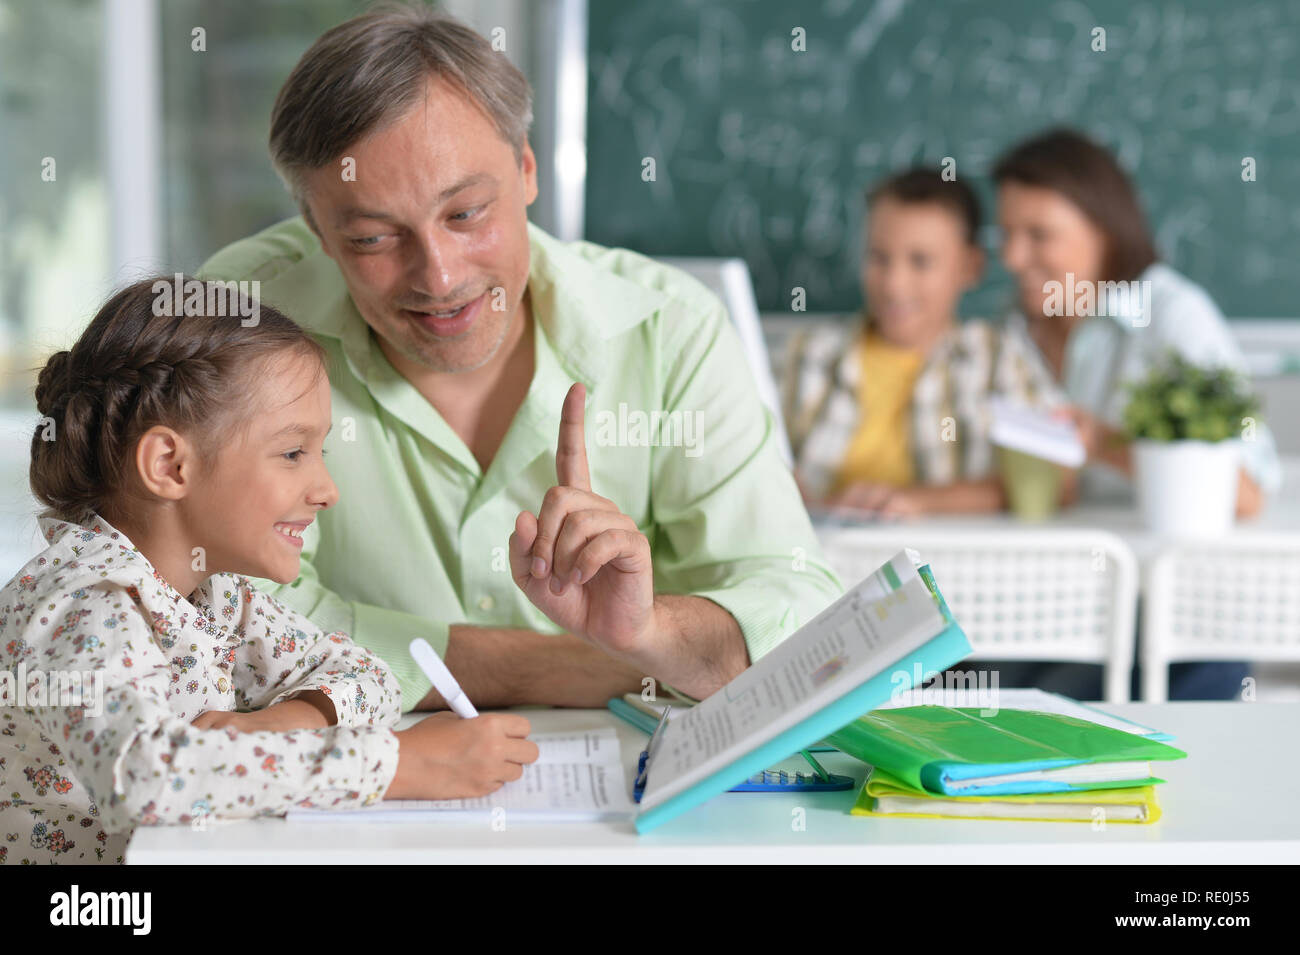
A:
[1, 0, 1298, 696]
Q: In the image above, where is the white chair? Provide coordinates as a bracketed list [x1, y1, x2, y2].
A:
[1142, 534, 1300, 702]
[655, 257, 794, 468]
[815, 526, 1139, 702]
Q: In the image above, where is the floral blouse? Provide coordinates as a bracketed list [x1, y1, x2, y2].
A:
[1, 513, 402, 864]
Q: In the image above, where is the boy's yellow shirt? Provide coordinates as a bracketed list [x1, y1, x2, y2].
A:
[833, 327, 926, 491]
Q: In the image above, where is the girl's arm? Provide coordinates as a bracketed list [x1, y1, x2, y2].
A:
[190, 689, 336, 732]
[29, 582, 401, 831]
[218, 576, 403, 727]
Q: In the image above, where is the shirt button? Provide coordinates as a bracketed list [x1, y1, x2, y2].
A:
[478, 595, 495, 611]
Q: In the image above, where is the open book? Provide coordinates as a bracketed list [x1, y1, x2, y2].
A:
[286, 729, 635, 823]
[634, 550, 972, 833]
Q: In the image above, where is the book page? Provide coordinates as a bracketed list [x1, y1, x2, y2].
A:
[638, 552, 948, 810]
[286, 729, 634, 822]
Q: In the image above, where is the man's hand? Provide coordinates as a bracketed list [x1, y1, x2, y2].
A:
[508, 383, 655, 655]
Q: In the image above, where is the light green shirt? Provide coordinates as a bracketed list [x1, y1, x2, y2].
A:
[198, 218, 843, 710]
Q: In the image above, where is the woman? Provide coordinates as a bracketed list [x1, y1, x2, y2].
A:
[994, 128, 1281, 511]
[990, 128, 1278, 700]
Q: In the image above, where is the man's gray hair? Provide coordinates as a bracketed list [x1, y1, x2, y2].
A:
[269, 2, 533, 224]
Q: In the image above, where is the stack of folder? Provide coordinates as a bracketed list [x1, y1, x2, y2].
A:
[827, 703, 1187, 824]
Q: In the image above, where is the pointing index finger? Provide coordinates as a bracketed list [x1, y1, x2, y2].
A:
[556, 382, 591, 490]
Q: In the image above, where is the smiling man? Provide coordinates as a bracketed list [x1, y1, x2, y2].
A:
[198, 4, 841, 712]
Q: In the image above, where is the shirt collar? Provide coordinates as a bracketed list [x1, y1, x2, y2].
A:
[38, 510, 135, 552]
[36, 511, 217, 608]
[522, 221, 667, 387]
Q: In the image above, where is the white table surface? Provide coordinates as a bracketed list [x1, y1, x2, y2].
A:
[126, 702, 1300, 864]
[812, 457, 1300, 565]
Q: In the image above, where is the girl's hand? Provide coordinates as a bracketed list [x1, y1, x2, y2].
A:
[190, 690, 336, 733]
[385, 712, 540, 800]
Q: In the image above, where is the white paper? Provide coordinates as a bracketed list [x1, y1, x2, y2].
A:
[989, 396, 1086, 466]
[286, 729, 634, 823]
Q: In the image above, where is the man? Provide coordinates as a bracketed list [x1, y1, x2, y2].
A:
[199, 5, 841, 712]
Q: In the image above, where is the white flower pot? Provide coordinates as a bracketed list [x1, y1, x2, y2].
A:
[1133, 439, 1239, 537]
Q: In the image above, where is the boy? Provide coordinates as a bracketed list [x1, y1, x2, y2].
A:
[781, 168, 1062, 516]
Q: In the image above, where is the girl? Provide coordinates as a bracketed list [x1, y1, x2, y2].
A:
[1, 277, 536, 864]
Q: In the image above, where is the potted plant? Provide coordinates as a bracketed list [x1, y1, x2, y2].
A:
[1122, 352, 1261, 536]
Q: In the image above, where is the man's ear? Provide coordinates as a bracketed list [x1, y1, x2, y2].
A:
[520, 139, 538, 207]
[132, 426, 195, 503]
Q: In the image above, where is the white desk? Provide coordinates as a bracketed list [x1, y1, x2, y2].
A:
[127, 702, 1300, 864]
[813, 456, 1300, 566]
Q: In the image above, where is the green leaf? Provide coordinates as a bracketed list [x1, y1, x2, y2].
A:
[1121, 348, 1263, 443]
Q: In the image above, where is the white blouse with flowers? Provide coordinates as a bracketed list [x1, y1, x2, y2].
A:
[0, 513, 402, 864]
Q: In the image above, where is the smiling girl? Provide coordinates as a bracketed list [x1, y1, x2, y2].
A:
[0, 277, 536, 864]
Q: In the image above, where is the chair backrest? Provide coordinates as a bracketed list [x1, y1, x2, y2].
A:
[1142, 534, 1300, 702]
[816, 525, 1139, 702]
[655, 257, 794, 468]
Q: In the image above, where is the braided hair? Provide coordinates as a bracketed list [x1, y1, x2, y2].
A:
[30, 276, 327, 526]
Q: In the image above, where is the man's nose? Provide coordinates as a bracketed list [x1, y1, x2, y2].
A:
[409, 228, 467, 300]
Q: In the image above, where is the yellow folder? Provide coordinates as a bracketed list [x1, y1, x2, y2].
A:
[852, 767, 1163, 824]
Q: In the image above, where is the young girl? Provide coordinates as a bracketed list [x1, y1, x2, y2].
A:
[1, 277, 537, 864]
[781, 167, 1063, 516]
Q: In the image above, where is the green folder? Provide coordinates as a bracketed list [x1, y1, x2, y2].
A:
[826, 706, 1187, 796]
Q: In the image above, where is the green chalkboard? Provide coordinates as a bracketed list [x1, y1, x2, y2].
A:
[585, 0, 1300, 318]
